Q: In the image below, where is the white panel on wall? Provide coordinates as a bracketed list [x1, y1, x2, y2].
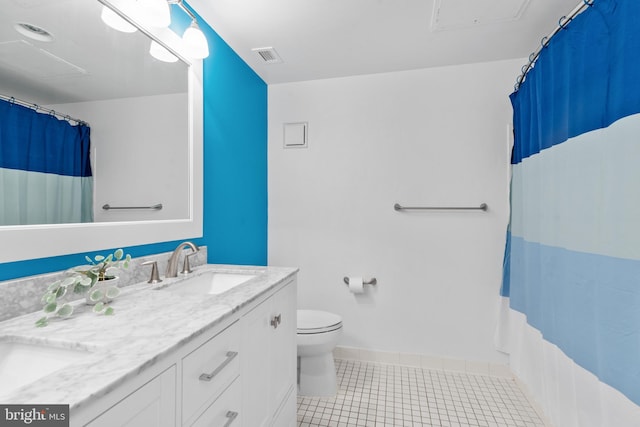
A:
[268, 59, 523, 363]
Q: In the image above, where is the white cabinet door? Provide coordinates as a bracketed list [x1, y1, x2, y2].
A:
[241, 279, 297, 427]
[241, 294, 272, 427]
[269, 282, 296, 419]
[86, 366, 176, 427]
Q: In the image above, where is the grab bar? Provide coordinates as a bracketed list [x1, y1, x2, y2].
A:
[394, 203, 487, 212]
[102, 203, 163, 211]
[343, 277, 377, 286]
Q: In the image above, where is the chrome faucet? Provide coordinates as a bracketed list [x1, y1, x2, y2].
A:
[166, 241, 199, 278]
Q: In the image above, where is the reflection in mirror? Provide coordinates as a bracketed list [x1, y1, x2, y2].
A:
[0, 0, 189, 226]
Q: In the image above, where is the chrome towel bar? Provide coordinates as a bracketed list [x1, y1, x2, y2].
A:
[343, 277, 377, 286]
[394, 203, 487, 212]
[102, 203, 163, 211]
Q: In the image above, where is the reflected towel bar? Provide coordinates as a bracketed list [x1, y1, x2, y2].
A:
[394, 203, 487, 212]
[102, 203, 163, 211]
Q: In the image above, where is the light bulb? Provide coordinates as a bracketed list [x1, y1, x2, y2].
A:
[149, 40, 178, 63]
[183, 22, 209, 59]
[138, 0, 171, 28]
[101, 6, 137, 33]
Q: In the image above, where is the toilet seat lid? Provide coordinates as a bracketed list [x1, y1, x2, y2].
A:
[297, 310, 342, 333]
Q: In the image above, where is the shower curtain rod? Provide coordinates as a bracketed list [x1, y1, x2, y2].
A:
[0, 93, 89, 126]
[514, 0, 593, 92]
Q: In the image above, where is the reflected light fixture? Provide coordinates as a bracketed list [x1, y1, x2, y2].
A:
[138, 0, 171, 28]
[100, 6, 137, 33]
[149, 40, 179, 63]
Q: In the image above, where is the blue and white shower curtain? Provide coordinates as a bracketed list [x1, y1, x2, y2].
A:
[497, 0, 640, 425]
[0, 100, 93, 225]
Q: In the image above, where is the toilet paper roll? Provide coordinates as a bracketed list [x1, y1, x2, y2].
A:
[348, 276, 365, 294]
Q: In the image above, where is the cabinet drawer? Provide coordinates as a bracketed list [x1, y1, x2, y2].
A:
[182, 322, 240, 425]
[191, 378, 241, 427]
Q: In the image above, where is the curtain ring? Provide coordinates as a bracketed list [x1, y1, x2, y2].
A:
[541, 36, 549, 48]
[528, 52, 536, 62]
[583, 0, 594, 6]
[9, 96, 15, 105]
[33, 104, 39, 111]
[50, 110, 56, 118]
[558, 16, 568, 29]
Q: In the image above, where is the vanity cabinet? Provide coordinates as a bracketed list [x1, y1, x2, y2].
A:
[241, 279, 297, 427]
[86, 366, 176, 427]
[181, 321, 241, 426]
[74, 276, 297, 427]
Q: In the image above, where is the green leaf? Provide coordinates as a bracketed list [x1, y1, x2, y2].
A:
[105, 254, 113, 263]
[114, 249, 124, 260]
[89, 289, 104, 302]
[41, 292, 55, 304]
[61, 276, 77, 287]
[47, 280, 62, 292]
[43, 302, 57, 313]
[93, 302, 105, 313]
[79, 276, 92, 287]
[85, 255, 93, 264]
[94, 255, 105, 262]
[104, 307, 115, 316]
[55, 286, 67, 298]
[35, 317, 48, 327]
[57, 304, 74, 317]
[105, 287, 120, 299]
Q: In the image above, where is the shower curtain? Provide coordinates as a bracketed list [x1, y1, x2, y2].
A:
[497, 0, 640, 425]
[0, 99, 93, 225]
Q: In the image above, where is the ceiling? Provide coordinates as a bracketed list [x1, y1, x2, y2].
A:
[189, 0, 581, 85]
[0, 0, 186, 105]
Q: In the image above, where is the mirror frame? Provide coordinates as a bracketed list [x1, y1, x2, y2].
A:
[0, 0, 203, 263]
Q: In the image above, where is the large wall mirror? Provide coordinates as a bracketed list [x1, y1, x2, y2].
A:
[0, 0, 203, 263]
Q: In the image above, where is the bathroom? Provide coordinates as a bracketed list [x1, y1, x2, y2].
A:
[1, 0, 640, 426]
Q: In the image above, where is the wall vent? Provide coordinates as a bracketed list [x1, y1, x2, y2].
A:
[252, 47, 283, 64]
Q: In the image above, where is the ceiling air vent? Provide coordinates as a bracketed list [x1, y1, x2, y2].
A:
[252, 47, 283, 64]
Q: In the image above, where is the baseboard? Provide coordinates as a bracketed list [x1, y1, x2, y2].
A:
[333, 345, 513, 378]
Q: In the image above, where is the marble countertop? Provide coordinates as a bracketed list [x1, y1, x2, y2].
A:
[0, 264, 297, 411]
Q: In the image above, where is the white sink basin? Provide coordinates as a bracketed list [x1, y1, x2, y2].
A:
[0, 341, 89, 398]
[161, 272, 257, 296]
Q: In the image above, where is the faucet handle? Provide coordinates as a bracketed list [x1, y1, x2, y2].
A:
[142, 261, 162, 284]
[181, 253, 197, 275]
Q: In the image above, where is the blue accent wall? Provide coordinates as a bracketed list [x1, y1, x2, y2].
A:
[0, 6, 267, 281]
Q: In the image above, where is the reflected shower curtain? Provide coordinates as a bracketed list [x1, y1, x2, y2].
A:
[498, 0, 640, 425]
[0, 100, 93, 225]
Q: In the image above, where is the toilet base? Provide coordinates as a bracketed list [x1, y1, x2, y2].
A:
[298, 353, 338, 397]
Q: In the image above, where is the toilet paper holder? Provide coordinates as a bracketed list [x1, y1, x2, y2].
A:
[343, 277, 377, 286]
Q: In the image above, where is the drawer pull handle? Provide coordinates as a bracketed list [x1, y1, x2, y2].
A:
[270, 314, 282, 328]
[224, 411, 238, 426]
[199, 351, 238, 382]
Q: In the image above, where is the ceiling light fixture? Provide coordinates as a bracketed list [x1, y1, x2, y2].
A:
[168, 0, 210, 59]
[100, 0, 209, 60]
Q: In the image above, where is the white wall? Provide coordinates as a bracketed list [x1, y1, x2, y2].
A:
[268, 59, 522, 363]
[49, 93, 189, 222]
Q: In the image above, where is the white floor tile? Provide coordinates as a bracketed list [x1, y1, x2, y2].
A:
[298, 358, 548, 426]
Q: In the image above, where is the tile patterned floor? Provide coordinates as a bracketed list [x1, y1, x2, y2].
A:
[297, 359, 547, 427]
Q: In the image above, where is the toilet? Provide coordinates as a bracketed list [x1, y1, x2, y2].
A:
[297, 309, 343, 397]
